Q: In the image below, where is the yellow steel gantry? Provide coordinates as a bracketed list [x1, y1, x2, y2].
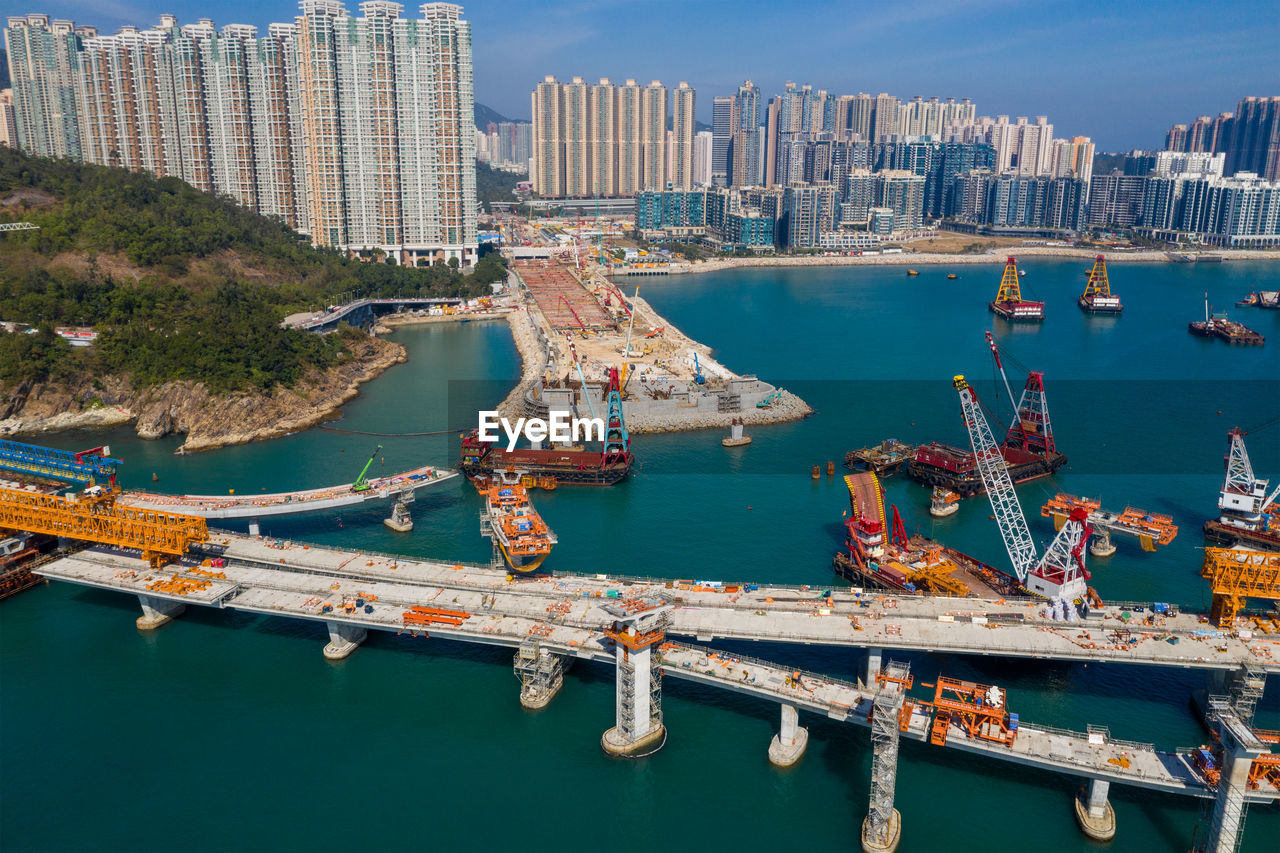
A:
[1082, 255, 1113, 299]
[0, 487, 208, 567]
[1202, 547, 1280, 627]
[994, 257, 1023, 303]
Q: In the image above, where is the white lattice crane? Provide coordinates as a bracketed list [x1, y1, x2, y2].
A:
[1219, 428, 1279, 525]
[953, 375, 1092, 603]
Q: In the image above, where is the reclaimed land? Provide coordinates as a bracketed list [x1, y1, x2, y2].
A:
[0, 149, 505, 452]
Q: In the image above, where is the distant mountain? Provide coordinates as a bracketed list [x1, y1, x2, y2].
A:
[475, 103, 527, 128]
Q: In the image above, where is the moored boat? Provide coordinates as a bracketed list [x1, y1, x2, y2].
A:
[481, 481, 556, 572]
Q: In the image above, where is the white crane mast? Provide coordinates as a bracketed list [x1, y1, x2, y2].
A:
[953, 375, 1038, 582]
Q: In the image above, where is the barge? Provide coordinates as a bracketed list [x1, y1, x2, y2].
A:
[989, 258, 1044, 321]
[1079, 256, 1123, 314]
[1189, 294, 1265, 345]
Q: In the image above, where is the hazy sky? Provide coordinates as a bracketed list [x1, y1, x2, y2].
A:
[14, 0, 1279, 150]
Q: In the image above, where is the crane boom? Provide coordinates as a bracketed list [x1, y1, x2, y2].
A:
[353, 445, 383, 492]
[953, 375, 1038, 582]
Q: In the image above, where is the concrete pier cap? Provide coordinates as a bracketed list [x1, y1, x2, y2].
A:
[860, 809, 901, 853]
[601, 724, 666, 758]
[768, 703, 808, 767]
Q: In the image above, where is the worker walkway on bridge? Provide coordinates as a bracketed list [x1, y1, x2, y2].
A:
[35, 544, 1280, 807]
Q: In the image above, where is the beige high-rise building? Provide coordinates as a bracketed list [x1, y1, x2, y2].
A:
[1051, 135, 1095, 185]
[616, 79, 642, 195]
[562, 76, 590, 197]
[531, 74, 680, 197]
[532, 75, 564, 196]
[590, 78, 617, 197]
[871, 93, 898, 142]
[0, 89, 17, 147]
[671, 81, 695, 189]
[640, 80, 667, 191]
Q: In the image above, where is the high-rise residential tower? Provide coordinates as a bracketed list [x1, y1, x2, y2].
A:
[640, 80, 667, 191]
[671, 81, 695, 189]
[4, 14, 94, 159]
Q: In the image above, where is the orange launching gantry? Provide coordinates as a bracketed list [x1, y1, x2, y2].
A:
[0, 486, 208, 567]
[1201, 548, 1280, 628]
[1041, 493, 1177, 556]
[928, 677, 1018, 747]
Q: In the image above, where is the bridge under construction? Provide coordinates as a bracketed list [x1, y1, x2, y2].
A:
[27, 528, 1280, 853]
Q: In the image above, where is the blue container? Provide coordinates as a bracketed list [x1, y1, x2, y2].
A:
[364, 604, 374, 614]
[1009, 713, 1019, 731]
[1153, 602, 1169, 614]
[356, 598, 365, 607]
[745, 584, 759, 592]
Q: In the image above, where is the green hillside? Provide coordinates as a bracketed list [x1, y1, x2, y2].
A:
[0, 149, 506, 391]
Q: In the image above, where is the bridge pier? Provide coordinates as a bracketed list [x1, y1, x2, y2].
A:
[323, 621, 367, 660]
[861, 660, 910, 853]
[514, 642, 568, 709]
[601, 599, 669, 758]
[864, 648, 882, 688]
[768, 702, 808, 767]
[248, 519, 261, 537]
[1074, 778, 1116, 841]
[136, 594, 185, 630]
[1204, 712, 1266, 853]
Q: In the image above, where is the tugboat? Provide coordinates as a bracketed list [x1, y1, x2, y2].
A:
[1190, 293, 1266, 344]
[1236, 290, 1280, 309]
[906, 269, 919, 276]
[481, 481, 557, 572]
[947, 273, 958, 280]
[929, 487, 960, 517]
[1079, 255, 1123, 314]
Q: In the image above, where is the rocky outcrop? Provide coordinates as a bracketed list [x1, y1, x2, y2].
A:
[0, 335, 405, 453]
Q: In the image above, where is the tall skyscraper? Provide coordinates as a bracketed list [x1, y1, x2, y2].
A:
[5, 14, 94, 159]
[729, 79, 759, 188]
[671, 81, 695, 189]
[640, 80, 667, 191]
[561, 76, 590, 197]
[590, 78, 617, 196]
[710, 95, 733, 186]
[692, 130, 712, 186]
[295, 1, 476, 265]
[531, 75, 563, 196]
[1225, 96, 1280, 181]
[870, 93, 899, 142]
[1050, 136, 1095, 186]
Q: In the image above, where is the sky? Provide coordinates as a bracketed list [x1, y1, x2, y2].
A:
[11, 0, 1278, 151]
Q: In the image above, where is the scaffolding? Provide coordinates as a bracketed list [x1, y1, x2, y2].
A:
[864, 660, 911, 851]
[514, 640, 569, 708]
[0, 486, 207, 567]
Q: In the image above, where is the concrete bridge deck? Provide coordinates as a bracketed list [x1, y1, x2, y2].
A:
[36, 545, 1280, 805]
[193, 533, 1280, 673]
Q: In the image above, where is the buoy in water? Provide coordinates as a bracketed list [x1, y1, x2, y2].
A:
[152, 473, 158, 482]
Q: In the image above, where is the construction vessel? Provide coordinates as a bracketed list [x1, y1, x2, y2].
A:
[461, 368, 633, 486]
[1204, 428, 1279, 551]
[1236, 291, 1280, 309]
[845, 439, 917, 476]
[929, 487, 960, 517]
[832, 471, 1024, 598]
[1189, 294, 1266, 344]
[1041, 494, 1177, 557]
[0, 531, 54, 599]
[907, 334, 1066, 497]
[989, 258, 1044, 321]
[479, 480, 556, 572]
[1079, 256, 1123, 314]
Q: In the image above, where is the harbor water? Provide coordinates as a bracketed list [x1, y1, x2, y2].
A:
[2, 259, 1279, 851]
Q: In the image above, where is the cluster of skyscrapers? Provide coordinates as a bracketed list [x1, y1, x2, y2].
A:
[4, 4, 479, 267]
[530, 76, 698, 198]
[477, 120, 532, 171]
[1163, 97, 1280, 181]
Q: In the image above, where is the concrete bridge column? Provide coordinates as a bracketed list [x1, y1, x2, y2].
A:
[248, 519, 261, 537]
[864, 648, 883, 688]
[136, 595, 185, 630]
[1074, 778, 1116, 841]
[1205, 730, 1265, 852]
[602, 641, 665, 757]
[323, 621, 367, 660]
[768, 702, 808, 767]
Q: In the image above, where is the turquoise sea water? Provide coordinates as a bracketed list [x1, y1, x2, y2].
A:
[2, 260, 1279, 852]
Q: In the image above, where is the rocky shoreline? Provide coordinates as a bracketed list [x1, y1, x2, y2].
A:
[0, 335, 406, 453]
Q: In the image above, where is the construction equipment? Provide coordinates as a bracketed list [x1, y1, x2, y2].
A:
[1201, 548, 1280, 628]
[0, 439, 122, 488]
[558, 295, 589, 337]
[863, 660, 912, 852]
[692, 352, 706, 385]
[931, 676, 1018, 746]
[1042, 494, 1178, 555]
[0, 486, 207, 567]
[352, 445, 383, 492]
[953, 375, 1092, 604]
[989, 257, 1044, 321]
[602, 367, 631, 469]
[756, 389, 783, 409]
[1080, 255, 1123, 314]
[1205, 428, 1280, 551]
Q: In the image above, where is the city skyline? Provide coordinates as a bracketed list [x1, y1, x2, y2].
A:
[12, 0, 1279, 151]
